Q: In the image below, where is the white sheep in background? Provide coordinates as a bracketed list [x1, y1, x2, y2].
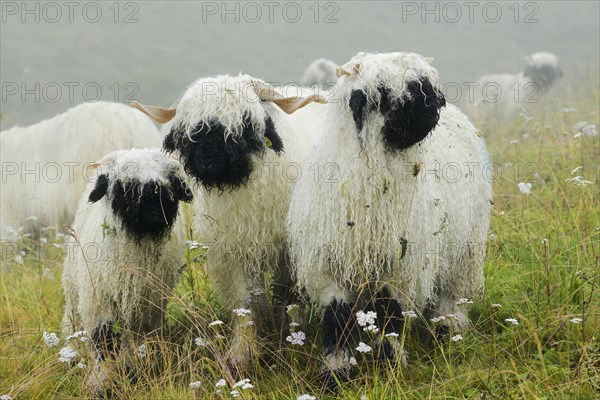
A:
[61, 148, 193, 392]
[301, 58, 339, 89]
[0, 102, 163, 238]
[473, 52, 563, 120]
[132, 74, 328, 365]
[287, 52, 493, 374]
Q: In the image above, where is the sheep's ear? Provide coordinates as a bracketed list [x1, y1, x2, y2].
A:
[348, 89, 368, 131]
[89, 174, 109, 203]
[264, 116, 284, 154]
[171, 176, 193, 203]
[250, 82, 327, 114]
[130, 101, 176, 124]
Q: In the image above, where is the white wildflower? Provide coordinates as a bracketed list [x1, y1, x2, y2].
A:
[491, 304, 502, 309]
[286, 304, 300, 313]
[137, 344, 147, 358]
[456, 298, 473, 305]
[215, 379, 227, 387]
[66, 330, 87, 342]
[194, 337, 209, 347]
[230, 390, 240, 397]
[401, 310, 417, 318]
[43, 268, 54, 280]
[58, 345, 78, 363]
[1, 395, 12, 400]
[430, 316, 446, 323]
[451, 334, 463, 342]
[356, 310, 377, 327]
[289, 322, 300, 327]
[186, 241, 200, 250]
[15, 255, 24, 265]
[208, 320, 224, 327]
[43, 331, 60, 348]
[233, 308, 252, 317]
[349, 356, 357, 366]
[355, 342, 372, 353]
[570, 318, 582, 324]
[505, 318, 519, 326]
[298, 395, 317, 400]
[566, 176, 593, 187]
[233, 379, 253, 390]
[244, 320, 254, 327]
[190, 381, 202, 389]
[572, 121, 598, 137]
[363, 324, 379, 333]
[385, 332, 399, 338]
[286, 331, 306, 346]
[571, 166, 582, 175]
[518, 182, 532, 195]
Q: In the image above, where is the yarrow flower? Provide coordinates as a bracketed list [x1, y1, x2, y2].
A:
[190, 381, 202, 389]
[451, 334, 463, 342]
[289, 322, 300, 328]
[208, 320, 224, 327]
[233, 378, 253, 390]
[244, 320, 254, 327]
[286, 304, 300, 314]
[0, 395, 11, 400]
[518, 182, 532, 195]
[298, 395, 317, 400]
[215, 379, 227, 388]
[43, 331, 60, 348]
[233, 308, 252, 317]
[430, 316, 446, 323]
[137, 344, 147, 358]
[566, 176, 593, 187]
[58, 345, 78, 363]
[355, 342, 372, 353]
[456, 298, 473, 305]
[570, 318, 582, 324]
[194, 337, 209, 347]
[349, 356, 357, 366]
[401, 310, 417, 318]
[363, 324, 379, 333]
[286, 331, 306, 346]
[505, 318, 519, 326]
[66, 330, 87, 342]
[385, 332, 399, 338]
[356, 310, 377, 327]
[231, 390, 240, 397]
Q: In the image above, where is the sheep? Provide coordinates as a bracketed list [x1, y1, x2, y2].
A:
[473, 52, 562, 120]
[286, 52, 493, 374]
[301, 58, 338, 89]
[0, 101, 163, 238]
[132, 74, 328, 365]
[61, 148, 193, 392]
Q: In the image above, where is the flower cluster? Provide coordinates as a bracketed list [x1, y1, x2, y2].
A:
[43, 331, 60, 348]
[504, 318, 519, 326]
[233, 308, 252, 317]
[58, 345, 78, 363]
[286, 331, 306, 346]
[355, 342, 372, 353]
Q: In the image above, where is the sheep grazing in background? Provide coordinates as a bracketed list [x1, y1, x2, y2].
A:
[0, 102, 163, 238]
[301, 58, 338, 89]
[287, 52, 493, 375]
[61, 148, 193, 393]
[132, 74, 328, 365]
[474, 52, 563, 120]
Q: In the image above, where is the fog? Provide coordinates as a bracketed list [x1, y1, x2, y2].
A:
[1, 1, 598, 128]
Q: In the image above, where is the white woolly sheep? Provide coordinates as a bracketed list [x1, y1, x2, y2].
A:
[474, 52, 562, 120]
[287, 52, 493, 374]
[301, 58, 339, 89]
[0, 101, 163, 238]
[61, 148, 193, 392]
[132, 74, 328, 365]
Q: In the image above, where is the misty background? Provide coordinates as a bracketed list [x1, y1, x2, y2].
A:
[1, 1, 598, 129]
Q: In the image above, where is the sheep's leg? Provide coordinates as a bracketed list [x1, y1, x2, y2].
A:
[320, 286, 355, 375]
[431, 293, 470, 333]
[372, 287, 407, 365]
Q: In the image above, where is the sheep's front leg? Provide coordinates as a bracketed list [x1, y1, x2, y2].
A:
[319, 284, 354, 376]
[372, 287, 407, 365]
[431, 292, 470, 333]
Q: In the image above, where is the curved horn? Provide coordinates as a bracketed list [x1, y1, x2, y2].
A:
[336, 67, 351, 77]
[250, 81, 327, 114]
[130, 101, 177, 124]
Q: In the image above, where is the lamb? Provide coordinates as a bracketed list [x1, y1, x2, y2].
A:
[132, 74, 328, 365]
[61, 148, 193, 393]
[0, 101, 163, 238]
[301, 58, 338, 89]
[286, 52, 493, 374]
[474, 52, 563, 120]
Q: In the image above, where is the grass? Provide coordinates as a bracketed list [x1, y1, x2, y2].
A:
[1, 70, 598, 399]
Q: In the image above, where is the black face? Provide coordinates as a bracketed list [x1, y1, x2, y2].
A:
[89, 173, 193, 243]
[163, 114, 284, 192]
[349, 77, 446, 151]
[523, 65, 563, 92]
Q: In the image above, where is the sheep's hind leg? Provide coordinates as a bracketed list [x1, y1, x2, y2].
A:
[372, 287, 407, 365]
